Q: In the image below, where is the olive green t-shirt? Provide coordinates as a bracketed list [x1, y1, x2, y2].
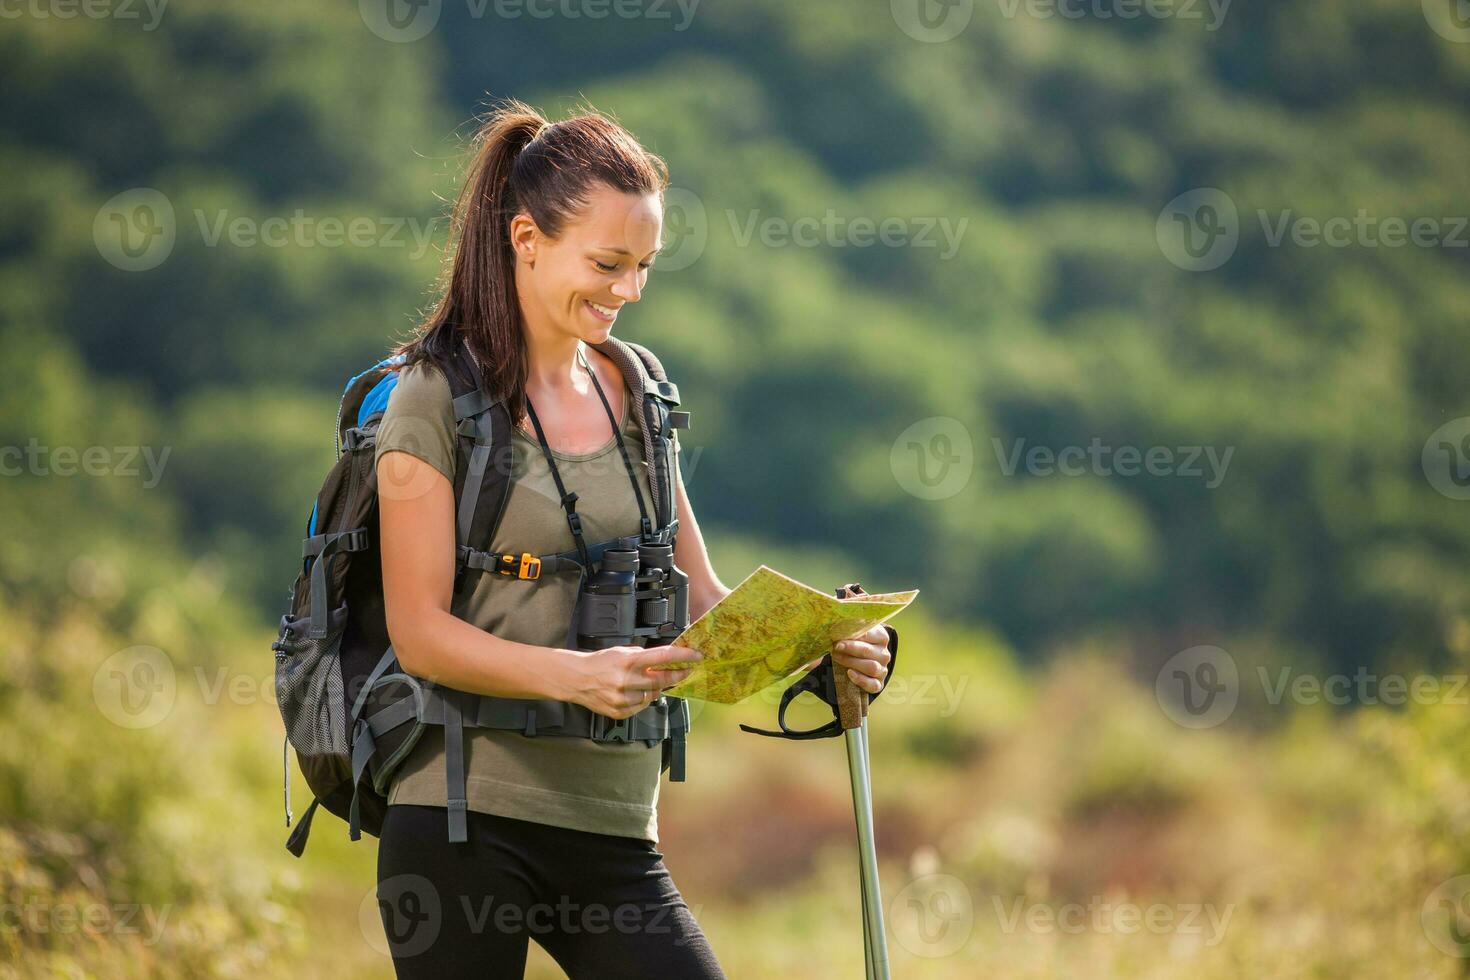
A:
[373, 356, 680, 843]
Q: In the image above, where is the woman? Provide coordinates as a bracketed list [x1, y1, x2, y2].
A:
[372, 99, 893, 978]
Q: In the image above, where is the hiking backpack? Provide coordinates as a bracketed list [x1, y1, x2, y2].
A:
[271, 336, 692, 857]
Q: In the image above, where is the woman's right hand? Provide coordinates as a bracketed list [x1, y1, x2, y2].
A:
[557, 644, 705, 720]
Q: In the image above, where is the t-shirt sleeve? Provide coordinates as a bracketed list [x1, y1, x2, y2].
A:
[374, 360, 456, 483]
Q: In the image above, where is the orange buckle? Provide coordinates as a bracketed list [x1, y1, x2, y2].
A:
[518, 553, 541, 580]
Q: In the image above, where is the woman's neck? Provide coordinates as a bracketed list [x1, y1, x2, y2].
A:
[523, 331, 589, 395]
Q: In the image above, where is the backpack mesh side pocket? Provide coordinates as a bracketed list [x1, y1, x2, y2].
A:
[274, 602, 350, 795]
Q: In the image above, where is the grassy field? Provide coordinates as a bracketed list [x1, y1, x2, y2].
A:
[6, 576, 1470, 979]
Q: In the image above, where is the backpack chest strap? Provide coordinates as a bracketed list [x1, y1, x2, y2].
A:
[454, 530, 673, 584]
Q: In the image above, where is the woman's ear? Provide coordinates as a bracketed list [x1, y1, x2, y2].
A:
[509, 211, 540, 264]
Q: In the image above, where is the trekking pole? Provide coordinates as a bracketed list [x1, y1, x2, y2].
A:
[833, 583, 891, 979]
[737, 581, 900, 977]
[853, 721, 879, 979]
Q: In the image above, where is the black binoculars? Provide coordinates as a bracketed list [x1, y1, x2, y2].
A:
[576, 540, 690, 650]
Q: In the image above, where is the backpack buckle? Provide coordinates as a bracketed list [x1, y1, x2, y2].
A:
[590, 714, 632, 741]
[342, 427, 371, 452]
[495, 552, 541, 580]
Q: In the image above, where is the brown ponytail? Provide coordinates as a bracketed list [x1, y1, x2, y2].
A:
[394, 98, 668, 428]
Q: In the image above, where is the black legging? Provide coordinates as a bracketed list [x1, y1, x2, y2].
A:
[375, 803, 726, 979]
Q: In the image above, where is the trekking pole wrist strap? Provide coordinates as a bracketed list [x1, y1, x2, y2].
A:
[737, 585, 900, 740]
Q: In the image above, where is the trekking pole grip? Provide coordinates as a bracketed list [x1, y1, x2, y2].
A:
[834, 583, 870, 730]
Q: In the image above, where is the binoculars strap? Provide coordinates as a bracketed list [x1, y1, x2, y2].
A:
[523, 396, 594, 572]
[578, 346, 654, 538]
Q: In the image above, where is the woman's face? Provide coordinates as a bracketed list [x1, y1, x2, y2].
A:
[512, 181, 663, 344]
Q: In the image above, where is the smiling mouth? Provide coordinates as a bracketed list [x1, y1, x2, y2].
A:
[585, 299, 619, 322]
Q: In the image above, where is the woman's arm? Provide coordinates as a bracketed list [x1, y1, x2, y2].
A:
[378, 450, 697, 711]
[377, 449, 581, 697]
[671, 455, 729, 622]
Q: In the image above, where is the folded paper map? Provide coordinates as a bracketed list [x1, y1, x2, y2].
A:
[661, 565, 918, 704]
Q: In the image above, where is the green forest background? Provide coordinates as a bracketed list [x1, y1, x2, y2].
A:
[5, 0, 1470, 975]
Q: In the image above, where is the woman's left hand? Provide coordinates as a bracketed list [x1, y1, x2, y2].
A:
[830, 624, 892, 694]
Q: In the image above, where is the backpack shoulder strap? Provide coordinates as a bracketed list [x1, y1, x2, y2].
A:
[591, 336, 688, 536]
[437, 335, 689, 593]
[424, 343, 516, 601]
[423, 341, 510, 844]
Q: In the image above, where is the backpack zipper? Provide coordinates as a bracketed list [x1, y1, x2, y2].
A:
[283, 733, 293, 827]
[333, 383, 351, 462]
